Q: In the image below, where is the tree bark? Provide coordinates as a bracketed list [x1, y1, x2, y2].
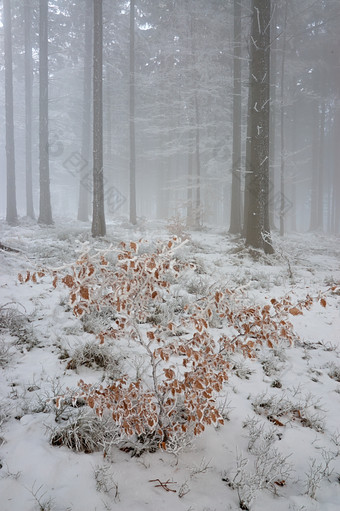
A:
[245, 0, 274, 254]
[279, 0, 288, 237]
[129, 0, 137, 225]
[92, 0, 106, 237]
[25, 0, 35, 219]
[4, 0, 18, 225]
[78, 0, 92, 222]
[229, 0, 242, 234]
[38, 0, 53, 225]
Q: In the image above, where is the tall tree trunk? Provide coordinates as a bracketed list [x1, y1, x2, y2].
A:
[129, 0, 137, 225]
[194, 91, 201, 228]
[24, 0, 35, 219]
[317, 101, 325, 231]
[229, 0, 242, 234]
[279, 0, 288, 237]
[91, 0, 106, 237]
[78, 0, 92, 222]
[268, 3, 278, 231]
[4, 0, 18, 225]
[242, 49, 253, 237]
[333, 108, 340, 234]
[186, 137, 194, 227]
[290, 106, 297, 231]
[309, 101, 319, 231]
[38, 0, 53, 225]
[245, 0, 274, 254]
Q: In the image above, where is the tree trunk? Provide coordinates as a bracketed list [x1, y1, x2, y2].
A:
[317, 101, 325, 231]
[279, 0, 288, 237]
[309, 101, 319, 231]
[245, 0, 274, 254]
[242, 48, 253, 238]
[332, 107, 340, 234]
[24, 0, 35, 219]
[4, 0, 18, 225]
[91, 0, 106, 237]
[38, 0, 53, 225]
[194, 91, 201, 228]
[229, 0, 242, 234]
[129, 0, 137, 225]
[78, 0, 92, 222]
[268, 3, 278, 231]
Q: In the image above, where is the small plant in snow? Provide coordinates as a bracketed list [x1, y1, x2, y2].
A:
[224, 442, 292, 509]
[26, 482, 55, 511]
[67, 340, 121, 379]
[305, 435, 340, 499]
[328, 364, 340, 382]
[251, 392, 325, 431]
[167, 215, 191, 241]
[94, 463, 120, 501]
[49, 411, 120, 454]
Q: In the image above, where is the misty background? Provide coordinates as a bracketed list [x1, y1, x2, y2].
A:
[0, 0, 339, 237]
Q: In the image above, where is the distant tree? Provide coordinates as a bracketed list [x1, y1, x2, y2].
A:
[78, 0, 92, 222]
[3, 0, 18, 225]
[91, 0, 106, 237]
[25, 0, 35, 219]
[245, 0, 274, 254]
[279, 0, 288, 237]
[38, 0, 53, 225]
[129, 0, 137, 225]
[229, 0, 242, 234]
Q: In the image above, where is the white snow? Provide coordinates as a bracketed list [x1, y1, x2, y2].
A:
[0, 218, 339, 511]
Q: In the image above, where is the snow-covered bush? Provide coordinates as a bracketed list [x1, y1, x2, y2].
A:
[19, 238, 327, 452]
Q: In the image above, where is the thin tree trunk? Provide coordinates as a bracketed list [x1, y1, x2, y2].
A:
[279, 0, 288, 237]
[91, 0, 106, 237]
[25, 0, 35, 219]
[242, 50, 253, 237]
[309, 101, 319, 231]
[269, 3, 278, 231]
[317, 101, 325, 231]
[186, 137, 194, 227]
[229, 0, 242, 234]
[334, 108, 340, 234]
[290, 106, 297, 231]
[194, 91, 201, 228]
[78, 0, 92, 222]
[4, 0, 18, 225]
[38, 0, 53, 225]
[129, 0, 137, 225]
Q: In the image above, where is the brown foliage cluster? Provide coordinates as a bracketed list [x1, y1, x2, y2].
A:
[19, 238, 327, 450]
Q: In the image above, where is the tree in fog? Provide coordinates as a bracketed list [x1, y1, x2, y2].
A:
[38, 0, 53, 225]
[78, 0, 92, 222]
[129, 0, 137, 225]
[91, 0, 106, 237]
[25, 0, 35, 219]
[229, 0, 242, 234]
[245, 0, 274, 254]
[3, 0, 18, 225]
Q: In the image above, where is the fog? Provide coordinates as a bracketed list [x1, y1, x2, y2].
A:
[1, 0, 339, 239]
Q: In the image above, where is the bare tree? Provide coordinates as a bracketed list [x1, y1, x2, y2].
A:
[25, 0, 35, 219]
[78, 0, 92, 222]
[229, 0, 242, 234]
[245, 0, 274, 254]
[91, 0, 106, 237]
[4, 0, 18, 225]
[38, 0, 53, 225]
[129, 0, 137, 225]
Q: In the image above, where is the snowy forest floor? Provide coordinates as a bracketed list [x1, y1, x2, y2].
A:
[0, 218, 339, 511]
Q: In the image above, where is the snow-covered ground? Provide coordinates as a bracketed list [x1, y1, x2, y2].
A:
[0, 218, 339, 511]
